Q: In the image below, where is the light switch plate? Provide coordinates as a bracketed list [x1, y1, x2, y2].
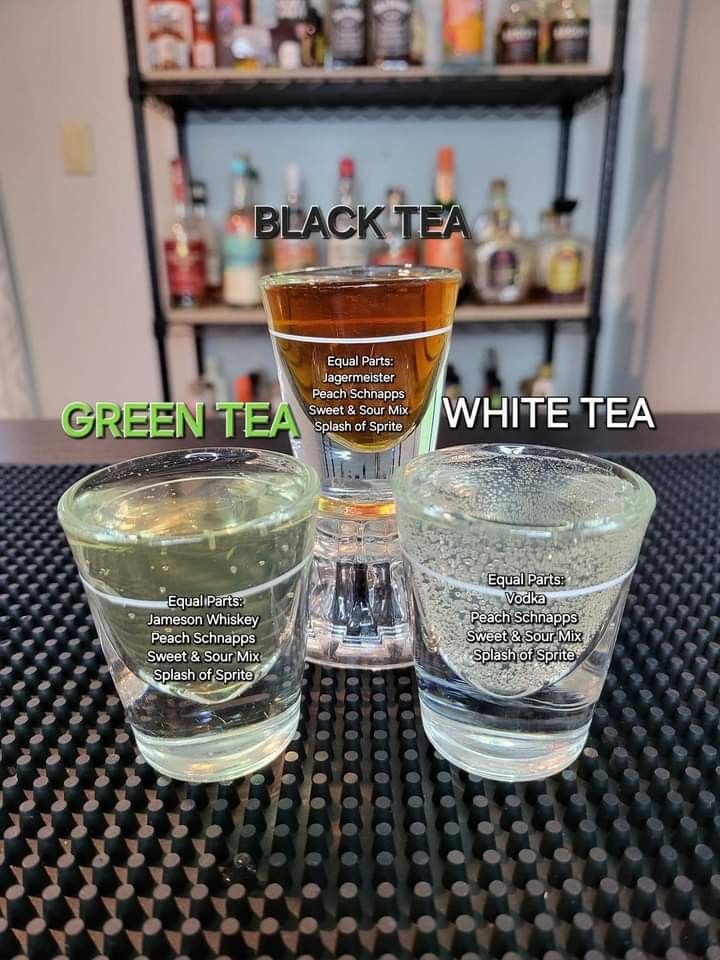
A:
[60, 122, 95, 176]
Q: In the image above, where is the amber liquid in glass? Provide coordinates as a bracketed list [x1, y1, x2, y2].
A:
[264, 273, 456, 461]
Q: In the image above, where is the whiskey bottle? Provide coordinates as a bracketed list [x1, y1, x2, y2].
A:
[328, 0, 367, 67]
[534, 199, 590, 301]
[148, 0, 194, 70]
[472, 207, 532, 304]
[369, 0, 414, 68]
[273, 165, 317, 271]
[191, 180, 222, 302]
[473, 178, 521, 244]
[547, 0, 590, 63]
[371, 188, 419, 266]
[443, 0, 485, 64]
[495, 0, 540, 65]
[223, 156, 262, 307]
[191, 0, 217, 67]
[422, 146, 465, 279]
[326, 157, 368, 268]
[164, 158, 207, 309]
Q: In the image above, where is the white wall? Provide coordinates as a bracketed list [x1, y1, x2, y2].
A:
[0, 0, 162, 418]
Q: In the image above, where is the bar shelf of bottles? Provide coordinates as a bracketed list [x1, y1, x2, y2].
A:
[141, 65, 610, 111]
[167, 300, 590, 327]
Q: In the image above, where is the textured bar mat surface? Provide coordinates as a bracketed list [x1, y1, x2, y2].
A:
[1, 455, 720, 960]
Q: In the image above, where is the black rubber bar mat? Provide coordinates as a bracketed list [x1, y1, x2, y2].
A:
[1, 454, 720, 960]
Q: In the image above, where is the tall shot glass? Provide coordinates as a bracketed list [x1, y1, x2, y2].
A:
[58, 448, 319, 782]
[261, 266, 460, 670]
[395, 444, 655, 781]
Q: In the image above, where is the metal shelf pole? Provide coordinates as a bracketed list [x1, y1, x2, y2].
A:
[122, 0, 171, 401]
[583, 0, 630, 395]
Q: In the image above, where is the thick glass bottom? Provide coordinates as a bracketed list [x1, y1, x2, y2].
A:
[306, 507, 412, 670]
[419, 690, 590, 781]
[133, 700, 300, 783]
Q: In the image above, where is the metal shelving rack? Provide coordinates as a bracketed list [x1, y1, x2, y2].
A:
[122, 0, 629, 401]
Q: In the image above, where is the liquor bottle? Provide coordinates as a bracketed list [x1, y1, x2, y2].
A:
[547, 0, 590, 63]
[302, 4, 326, 67]
[148, 0, 194, 70]
[482, 347, 503, 409]
[328, 0, 367, 67]
[273, 165, 317, 271]
[495, 0, 540, 65]
[536, 0, 551, 62]
[443, 0, 485, 64]
[191, 0, 217, 67]
[422, 147, 465, 279]
[371, 188, 419, 266]
[473, 179, 521, 244]
[326, 157, 368, 268]
[164, 158, 207, 309]
[535, 199, 590, 301]
[472, 207, 532, 304]
[369, 0, 414, 68]
[223, 156, 262, 307]
[444, 363, 462, 400]
[203, 356, 231, 403]
[190, 180, 222, 302]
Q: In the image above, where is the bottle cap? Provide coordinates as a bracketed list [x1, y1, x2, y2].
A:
[285, 164, 302, 195]
[437, 146, 454, 172]
[230, 156, 250, 177]
[235, 375, 254, 403]
[190, 180, 207, 204]
[553, 198, 578, 215]
[339, 157, 354, 179]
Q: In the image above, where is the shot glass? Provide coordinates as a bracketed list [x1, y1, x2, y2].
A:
[261, 265, 459, 670]
[395, 444, 655, 781]
[58, 448, 319, 782]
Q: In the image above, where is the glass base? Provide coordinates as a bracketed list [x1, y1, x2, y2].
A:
[306, 508, 412, 670]
[133, 699, 300, 783]
[419, 691, 590, 781]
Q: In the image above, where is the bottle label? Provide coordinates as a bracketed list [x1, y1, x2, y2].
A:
[276, 0, 309, 21]
[497, 20, 539, 64]
[331, 1, 366, 61]
[550, 19, 590, 63]
[372, 241, 419, 267]
[165, 239, 207, 297]
[223, 230, 261, 268]
[423, 233, 465, 273]
[148, 2, 193, 69]
[371, 0, 412, 61]
[548, 244, 582, 295]
[274, 238, 317, 271]
[488, 248, 518, 292]
[193, 39, 216, 69]
[326, 235, 368, 268]
[444, 0, 485, 57]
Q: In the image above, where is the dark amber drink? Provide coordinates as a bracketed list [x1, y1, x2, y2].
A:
[261, 266, 460, 669]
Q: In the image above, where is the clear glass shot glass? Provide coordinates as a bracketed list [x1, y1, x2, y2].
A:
[261, 265, 460, 670]
[58, 448, 319, 782]
[395, 444, 656, 781]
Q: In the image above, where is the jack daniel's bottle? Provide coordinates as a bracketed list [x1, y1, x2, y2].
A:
[329, 0, 366, 66]
[495, 0, 539, 65]
[370, 0, 413, 68]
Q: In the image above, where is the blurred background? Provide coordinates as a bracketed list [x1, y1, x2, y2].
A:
[0, 0, 718, 419]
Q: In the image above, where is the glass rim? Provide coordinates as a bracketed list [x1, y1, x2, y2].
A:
[57, 447, 320, 547]
[393, 443, 656, 536]
[259, 264, 463, 289]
